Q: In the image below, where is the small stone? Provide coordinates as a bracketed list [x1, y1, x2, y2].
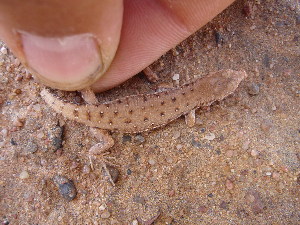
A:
[251, 149, 259, 157]
[250, 25, 256, 30]
[106, 165, 119, 184]
[99, 204, 106, 211]
[25, 139, 38, 154]
[207, 193, 213, 198]
[219, 201, 229, 210]
[247, 83, 260, 95]
[19, 171, 29, 179]
[225, 179, 234, 190]
[122, 134, 132, 143]
[246, 190, 264, 214]
[15, 74, 23, 81]
[172, 131, 181, 139]
[242, 140, 250, 150]
[172, 73, 180, 81]
[203, 133, 216, 141]
[48, 125, 64, 152]
[53, 175, 77, 201]
[166, 157, 173, 164]
[127, 169, 132, 175]
[271, 104, 277, 111]
[176, 144, 183, 150]
[265, 172, 272, 176]
[191, 139, 201, 148]
[148, 158, 156, 165]
[133, 195, 146, 205]
[134, 134, 145, 144]
[82, 165, 91, 174]
[272, 172, 280, 180]
[13, 118, 24, 127]
[1, 46, 7, 55]
[101, 211, 111, 219]
[132, 219, 138, 225]
[199, 205, 208, 213]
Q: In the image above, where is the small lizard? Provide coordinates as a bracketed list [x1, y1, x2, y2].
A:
[41, 69, 247, 184]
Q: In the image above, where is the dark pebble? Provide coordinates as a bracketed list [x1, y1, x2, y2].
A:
[53, 175, 77, 201]
[215, 149, 221, 155]
[10, 138, 17, 145]
[127, 168, 132, 175]
[200, 127, 206, 133]
[134, 134, 145, 144]
[263, 54, 270, 68]
[122, 134, 132, 143]
[192, 139, 201, 148]
[296, 15, 300, 25]
[247, 83, 260, 95]
[199, 205, 208, 213]
[48, 125, 64, 152]
[106, 165, 119, 184]
[214, 31, 224, 45]
[133, 195, 146, 205]
[297, 174, 300, 185]
[2, 218, 9, 225]
[207, 193, 213, 198]
[219, 201, 229, 210]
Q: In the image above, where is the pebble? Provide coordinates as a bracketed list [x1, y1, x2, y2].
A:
[19, 171, 29, 179]
[0, 46, 7, 55]
[122, 134, 132, 143]
[265, 172, 272, 176]
[25, 139, 38, 154]
[133, 195, 146, 205]
[272, 172, 280, 180]
[199, 205, 208, 213]
[176, 144, 183, 150]
[245, 190, 264, 214]
[148, 158, 156, 165]
[242, 140, 251, 150]
[247, 83, 260, 95]
[101, 211, 111, 219]
[99, 204, 106, 211]
[134, 134, 145, 144]
[53, 175, 77, 201]
[132, 219, 138, 225]
[166, 157, 173, 164]
[48, 125, 64, 152]
[225, 179, 234, 190]
[13, 118, 24, 127]
[251, 149, 259, 157]
[191, 139, 201, 148]
[172, 73, 180, 81]
[82, 165, 91, 174]
[203, 133, 216, 141]
[219, 201, 229, 210]
[172, 131, 181, 139]
[106, 165, 119, 184]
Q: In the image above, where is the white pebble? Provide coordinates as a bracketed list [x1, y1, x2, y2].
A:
[172, 73, 180, 81]
[0, 47, 7, 55]
[99, 204, 106, 211]
[148, 159, 156, 165]
[132, 220, 138, 225]
[101, 211, 111, 219]
[266, 172, 272, 176]
[19, 171, 29, 179]
[203, 133, 216, 141]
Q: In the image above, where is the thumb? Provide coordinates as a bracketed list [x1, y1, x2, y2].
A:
[0, 0, 123, 91]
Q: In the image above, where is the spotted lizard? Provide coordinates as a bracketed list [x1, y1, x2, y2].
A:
[41, 69, 247, 184]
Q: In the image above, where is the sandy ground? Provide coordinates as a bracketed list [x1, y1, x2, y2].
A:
[0, 0, 299, 224]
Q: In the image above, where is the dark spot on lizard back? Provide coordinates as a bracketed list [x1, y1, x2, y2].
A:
[105, 104, 110, 108]
[144, 117, 149, 122]
[99, 111, 104, 118]
[124, 119, 132, 124]
[171, 97, 176, 102]
[160, 112, 165, 117]
[73, 109, 79, 117]
[117, 99, 122, 104]
[175, 107, 179, 112]
[114, 111, 118, 116]
[109, 120, 113, 125]
[129, 109, 133, 114]
[161, 101, 165, 106]
[86, 110, 91, 121]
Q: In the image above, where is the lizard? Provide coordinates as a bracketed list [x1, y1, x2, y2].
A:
[41, 69, 247, 184]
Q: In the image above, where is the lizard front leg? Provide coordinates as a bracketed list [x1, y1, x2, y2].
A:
[81, 88, 118, 185]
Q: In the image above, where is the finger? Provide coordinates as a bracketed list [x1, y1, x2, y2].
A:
[92, 0, 235, 92]
[0, 0, 123, 91]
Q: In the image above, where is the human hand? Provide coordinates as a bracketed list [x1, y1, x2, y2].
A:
[0, 0, 235, 92]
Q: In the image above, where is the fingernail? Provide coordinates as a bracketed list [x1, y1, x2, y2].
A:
[20, 31, 102, 90]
